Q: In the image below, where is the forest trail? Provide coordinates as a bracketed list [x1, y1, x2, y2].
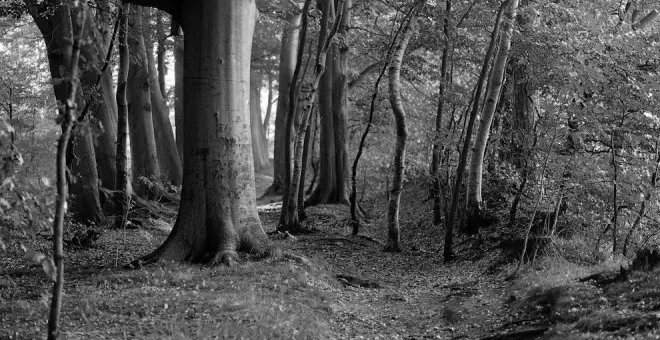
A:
[2, 171, 660, 339]
[252, 171, 516, 339]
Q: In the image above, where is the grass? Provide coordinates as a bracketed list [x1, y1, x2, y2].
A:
[1, 238, 340, 339]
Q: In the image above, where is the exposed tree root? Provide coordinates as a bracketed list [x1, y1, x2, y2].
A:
[383, 244, 402, 253]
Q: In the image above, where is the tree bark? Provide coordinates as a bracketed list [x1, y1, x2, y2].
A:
[156, 11, 168, 96]
[306, 0, 351, 206]
[264, 72, 274, 140]
[174, 40, 184, 164]
[444, 0, 507, 262]
[115, 3, 131, 229]
[146, 24, 183, 185]
[384, 0, 427, 252]
[431, 0, 452, 227]
[48, 3, 85, 337]
[250, 71, 270, 171]
[30, 1, 105, 224]
[127, 6, 163, 198]
[279, 0, 338, 232]
[135, 0, 275, 265]
[465, 0, 519, 235]
[265, 3, 301, 196]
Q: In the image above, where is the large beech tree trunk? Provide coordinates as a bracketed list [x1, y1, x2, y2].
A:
[265, 4, 300, 196]
[133, 0, 275, 264]
[384, 0, 426, 252]
[466, 0, 519, 234]
[146, 29, 183, 185]
[127, 6, 163, 198]
[30, 2, 104, 223]
[306, 0, 350, 206]
[250, 71, 270, 171]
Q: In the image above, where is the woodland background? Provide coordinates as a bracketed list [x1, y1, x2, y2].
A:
[1, 0, 660, 339]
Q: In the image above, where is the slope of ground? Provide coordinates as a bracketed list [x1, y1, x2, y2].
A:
[1, 172, 660, 339]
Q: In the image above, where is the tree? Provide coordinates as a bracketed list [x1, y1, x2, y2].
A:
[306, 0, 351, 206]
[115, 3, 130, 229]
[44, 1, 85, 337]
[127, 0, 276, 264]
[444, 1, 507, 261]
[145, 16, 182, 185]
[279, 0, 339, 232]
[431, 0, 452, 229]
[384, 0, 427, 252]
[127, 6, 162, 198]
[466, 0, 519, 234]
[250, 70, 270, 172]
[265, 1, 301, 196]
[29, 0, 105, 223]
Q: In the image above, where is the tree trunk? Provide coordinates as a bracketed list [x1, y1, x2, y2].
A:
[384, 0, 427, 252]
[48, 3, 85, 336]
[174, 40, 184, 164]
[264, 72, 274, 140]
[250, 71, 270, 172]
[146, 26, 183, 185]
[127, 6, 163, 198]
[265, 4, 300, 196]
[279, 0, 336, 232]
[136, 0, 275, 265]
[465, 0, 519, 235]
[306, 0, 350, 206]
[82, 0, 118, 190]
[156, 11, 168, 96]
[115, 3, 131, 229]
[30, 2, 105, 224]
[431, 0, 452, 227]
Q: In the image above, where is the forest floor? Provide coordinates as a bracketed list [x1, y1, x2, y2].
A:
[2, 171, 660, 339]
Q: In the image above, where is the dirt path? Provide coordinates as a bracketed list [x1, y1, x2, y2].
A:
[254, 172, 514, 339]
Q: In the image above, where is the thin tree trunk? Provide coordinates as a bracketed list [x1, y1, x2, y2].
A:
[250, 71, 270, 171]
[466, 0, 519, 235]
[298, 106, 316, 221]
[280, 0, 342, 232]
[431, 0, 452, 227]
[384, 0, 427, 252]
[264, 72, 274, 141]
[623, 145, 660, 255]
[127, 6, 162, 198]
[444, 1, 507, 261]
[115, 3, 130, 229]
[48, 3, 85, 338]
[156, 11, 167, 96]
[265, 4, 301, 196]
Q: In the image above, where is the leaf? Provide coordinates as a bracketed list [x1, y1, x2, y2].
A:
[139, 230, 153, 242]
[0, 198, 10, 210]
[41, 177, 51, 187]
[41, 259, 57, 282]
[0, 238, 5, 252]
[24, 249, 46, 264]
